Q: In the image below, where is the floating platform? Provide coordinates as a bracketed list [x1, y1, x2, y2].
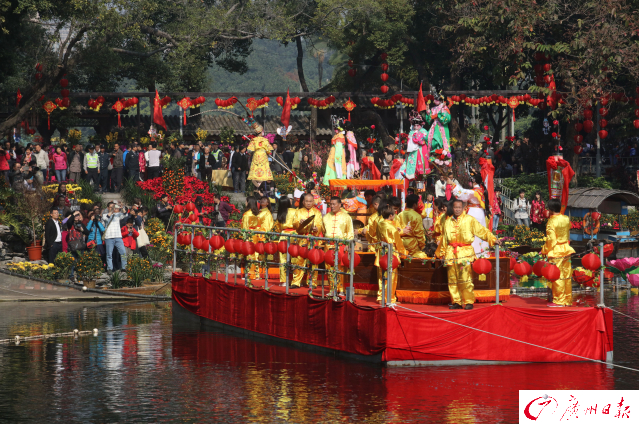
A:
[171, 272, 613, 366]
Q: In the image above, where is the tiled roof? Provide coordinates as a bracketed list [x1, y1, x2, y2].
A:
[117, 114, 333, 136]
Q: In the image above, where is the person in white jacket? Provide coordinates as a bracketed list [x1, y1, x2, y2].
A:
[450, 176, 489, 257]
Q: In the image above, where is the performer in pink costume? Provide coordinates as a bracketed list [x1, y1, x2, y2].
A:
[344, 121, 359, 178]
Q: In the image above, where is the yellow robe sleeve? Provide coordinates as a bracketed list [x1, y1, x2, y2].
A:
[470, 217, 496, 246]
[377, 220, 408, 256]
[257, 209, 274, 233]
[540, 220, 557, 256]
[242, 211, 258, 229]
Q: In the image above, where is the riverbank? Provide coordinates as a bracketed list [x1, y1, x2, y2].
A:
[0, 270, 170, 301]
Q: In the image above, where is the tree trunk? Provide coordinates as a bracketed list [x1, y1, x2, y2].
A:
[0, 68, 66, 134]
[295, 37, 309, 92]
[310, 107, 317, 142]
[359, 110, 395, 145]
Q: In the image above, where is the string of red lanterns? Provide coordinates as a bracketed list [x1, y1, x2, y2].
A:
[307, 95, 336, 109]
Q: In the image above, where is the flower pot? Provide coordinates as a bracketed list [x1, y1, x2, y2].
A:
[26, 246, 42, 261]
[30, 240, 42, 247]
[84, 280, 96, 289]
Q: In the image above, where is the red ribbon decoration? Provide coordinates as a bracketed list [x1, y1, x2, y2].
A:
[546, 156, 575, 214]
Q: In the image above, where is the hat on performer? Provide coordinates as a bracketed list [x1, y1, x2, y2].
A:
[409, 110, 424, 124]
[242, 115, 263, 135]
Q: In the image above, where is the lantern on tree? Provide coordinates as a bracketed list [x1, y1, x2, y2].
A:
[42, 100, 57, 130]
[177, 97, 192, 125]
[112, 99, 125, 127]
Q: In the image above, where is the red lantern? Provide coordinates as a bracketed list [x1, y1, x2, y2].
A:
[381, 63, 389, 71]
[307, 249, 324, 265]
[544, 264, 561, 281]
[341, 252, 361, 268]
[265, 242, 278, 255]
[598, 130, 608, 139]
[298, 246, 308, 259]
[599, 108, 608, 117]
[583, 110, 593, 119]
[380, 73, 389, 82]
[574, 135, 583, 143]
[599, 119, 608, 128]
[634, 119, 639, 129]
[574, 123, 583, 132]
[533, 260, 547, 277]
[582, 253, 601, 271]
[173, 204, 184, 214]
[325, 250, 338, 266]
[583, 120, 594, 133]
[193, 234, 205, 250]
[242, 241, 256, 256]
[472, 258, 492, 275]
[513, 262, 532, 276]
[574, 145, 583, 155]
[348, 69, 357, 77]
[255, 242, 265, 254]
[595, 244, 614, 257]
[509, 257, 516, 270]
[210, 235, 224, 250]
[180, 232, 192, 246]
[379, 255, 400, 270]
[288, 244, 300, 258]
[185, 202, 196, 212]
[224, 239, 236, 253]
[35, 73, 43, 80]
[278, 240, 288, 254]
[380, 85, 389, 94]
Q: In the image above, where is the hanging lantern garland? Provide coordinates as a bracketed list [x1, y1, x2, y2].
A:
[276, 96, 301, 109]
[308, 95, 336, 109]
[599, 95, 609, 139]
[380, 52, 389, 93]
[159, 95, 171, 109]
[215, 96, 238, 109]
[245, 97, 269, 115]
[370, 93, 403, 109]
[43, 100, 57, 130]
[88, 96, 105, 112]
[122, 97, 139, 110]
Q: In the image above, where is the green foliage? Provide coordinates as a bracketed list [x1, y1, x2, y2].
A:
[121, 178, 155, 211]
[219, 126, 236, 145]
[53, 252, 76, 280]
[577, 176, 620, 190]
[513, 226, 546, 248]
[76, 250, 104, 282]
[625, 210, 639, 232]
[500, 174, 548, 201]
[126, 255, 152, 287]
[76, 179, 103, 205]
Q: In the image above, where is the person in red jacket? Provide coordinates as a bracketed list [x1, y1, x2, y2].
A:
[121, 217, 139, 256]
[0, 148, 10, 184]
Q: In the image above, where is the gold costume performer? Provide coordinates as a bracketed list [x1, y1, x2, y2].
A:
[396, 209, 427, 258]
[275, 209, 297, 284]
[363, 207, 380, 252]
[291, 205, 324, 288]
[375, 217, 407, 303]
[245, 208, 274, 279]
[540, 213, 575, 306]
[247, 135, 274, 183]
[322, 207, 354, 294]
[438, 211, 496, 308]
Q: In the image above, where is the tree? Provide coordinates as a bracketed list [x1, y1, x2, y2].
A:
[0, 0, 327, 134]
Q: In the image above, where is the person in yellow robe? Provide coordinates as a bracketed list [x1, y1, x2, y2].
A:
[291, 193, 324, 288]
[359, 195, 383, 252]
[375, 205, 407, 304]
[396, 194, 428, 258]
[274, 196, 296, 285]
[248, 196, 274, 280]
[540, 198, 576, 307]
[438, 199, 498, 310]
[241, 197, 260, 279]
[322, 196, 354, 296]
[247, 123, 274, 183]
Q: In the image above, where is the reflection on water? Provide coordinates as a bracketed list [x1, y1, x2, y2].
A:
[0, 290, 638, 423]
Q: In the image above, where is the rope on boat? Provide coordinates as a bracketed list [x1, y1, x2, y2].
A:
[604, 306, 639, 324]
[393, 304, 639, 373]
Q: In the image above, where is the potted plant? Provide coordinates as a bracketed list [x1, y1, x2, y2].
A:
[75, 250, 103, 288]
[15, 187, 52, 260]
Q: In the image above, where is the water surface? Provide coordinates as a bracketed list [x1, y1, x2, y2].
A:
[0, 290, 638, 423]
